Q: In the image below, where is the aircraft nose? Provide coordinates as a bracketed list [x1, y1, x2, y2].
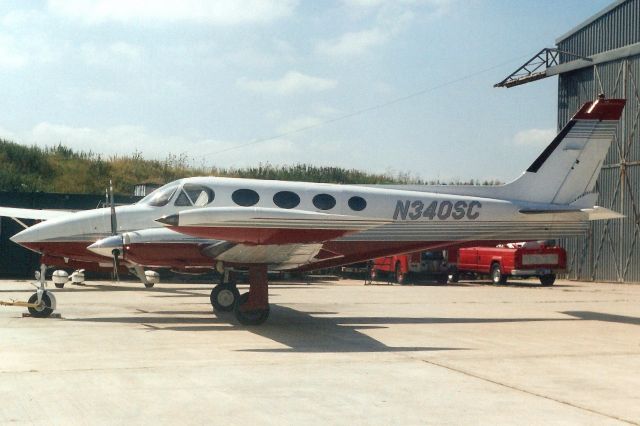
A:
[10, 226, 40, 244]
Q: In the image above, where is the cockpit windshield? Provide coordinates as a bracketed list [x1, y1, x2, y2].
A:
[138, 184, 178, 207]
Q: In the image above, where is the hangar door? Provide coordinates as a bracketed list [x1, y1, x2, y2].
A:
[561, 57, 640, 282]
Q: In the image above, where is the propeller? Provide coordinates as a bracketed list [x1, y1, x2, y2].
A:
[108, 180, 120, 282]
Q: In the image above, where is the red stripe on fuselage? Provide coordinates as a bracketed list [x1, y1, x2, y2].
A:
[23, 239, 507, 272]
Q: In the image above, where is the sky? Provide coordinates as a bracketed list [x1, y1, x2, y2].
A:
[0, 0, 614, 183]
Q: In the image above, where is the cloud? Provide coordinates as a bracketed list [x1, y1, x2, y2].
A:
[237, 71, 337, 95]
[81, 42, 141, 65]
[84, 89, 120, 102]
[513, 128, 555, 147]
[317, 0, 452, 57]
[0, 35, 28, 69]
[48, 0, 297, 25]
[316, 28, 389, 57]
[343, 0, 454, 14]
[277, 116, 324, 134]
[342, 0, 386, 7]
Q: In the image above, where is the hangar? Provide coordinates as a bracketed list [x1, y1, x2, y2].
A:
[498, 0, 640, 282]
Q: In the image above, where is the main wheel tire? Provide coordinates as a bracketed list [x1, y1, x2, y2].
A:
[395, 263, 405, 284]
[234, 292, 270, 325]
[27, 292, 54, 318]
[144, 282, 155, 288]
[539, 274, 556, 286]
[490, 263, 507, 285]
[210, 283, 240, 312]
[54, 283, 65, 289]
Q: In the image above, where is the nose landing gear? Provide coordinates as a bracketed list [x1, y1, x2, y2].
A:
[0, 264, 58, 318]
[28, 264, 57, 318]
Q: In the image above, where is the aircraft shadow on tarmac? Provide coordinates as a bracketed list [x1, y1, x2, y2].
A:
[68, 303, 578, 354]
[562, 311, 640, 326]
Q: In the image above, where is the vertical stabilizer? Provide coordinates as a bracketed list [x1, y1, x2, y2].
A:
[502, 98, 625, 204]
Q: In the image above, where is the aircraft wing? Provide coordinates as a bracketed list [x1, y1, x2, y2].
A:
[156, 207, 391, 244]
[0, 207, 74, 221]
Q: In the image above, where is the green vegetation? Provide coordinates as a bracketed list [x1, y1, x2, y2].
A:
[0, 139, 500, 195]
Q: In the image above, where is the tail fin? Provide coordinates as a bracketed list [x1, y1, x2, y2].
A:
[503, 98, 625, 204]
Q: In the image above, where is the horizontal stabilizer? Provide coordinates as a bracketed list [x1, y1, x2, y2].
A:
[519, 208, 582, 214]
[582, 206, 625, 221]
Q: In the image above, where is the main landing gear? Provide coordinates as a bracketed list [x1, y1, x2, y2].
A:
[210, 268, 240, 312]
[234, 265, 270, 326]
[209, 265, 270, 325]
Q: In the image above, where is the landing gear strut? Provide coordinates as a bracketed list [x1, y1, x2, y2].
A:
[29, 264, 57, 318]
[234, 265, 270, 326]
[210, 269, 240, 312]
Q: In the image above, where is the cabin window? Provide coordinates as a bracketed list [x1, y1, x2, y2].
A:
[140, 184, 178, 207]
[348, 196, 367, 211]
[313, 193, 336, 210]
[232, 189, 260, 206]
[174, 184, 214, 207]
[273, 191, 300, 209]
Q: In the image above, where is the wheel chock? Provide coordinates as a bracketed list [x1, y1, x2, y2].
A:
[21, 312, 62, 319]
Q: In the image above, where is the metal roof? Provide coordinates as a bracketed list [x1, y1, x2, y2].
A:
[555, 0, 630, 43]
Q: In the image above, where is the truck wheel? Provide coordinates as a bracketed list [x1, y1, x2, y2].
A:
[395, 263, 405, 284]
[436, 274, 448, 284]
[448, 269, 459, 283]
[490, 263, 507, 285]
[539, 274, 556, 286]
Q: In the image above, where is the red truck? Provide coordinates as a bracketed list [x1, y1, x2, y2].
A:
[371, 250, 450, 284]
[452, 242, 566, 286]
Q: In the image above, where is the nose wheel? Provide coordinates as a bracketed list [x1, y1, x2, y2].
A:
[28, 264, 57, 318]
[27, 291, 55, 318]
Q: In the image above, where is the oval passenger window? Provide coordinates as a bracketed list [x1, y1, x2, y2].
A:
[312, 193, 336, 210]
[232, 189, 260, 207]
[273, 191, 300, 209]
[348, 196, 367, 211]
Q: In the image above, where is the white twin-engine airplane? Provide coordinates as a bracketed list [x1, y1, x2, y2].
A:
[0, 97, 626, 324]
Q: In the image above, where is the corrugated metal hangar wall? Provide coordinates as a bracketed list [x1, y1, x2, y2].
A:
[558, 0, 640, 282]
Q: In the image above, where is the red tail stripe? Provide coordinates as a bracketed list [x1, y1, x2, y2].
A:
[573, 98, 626, 121]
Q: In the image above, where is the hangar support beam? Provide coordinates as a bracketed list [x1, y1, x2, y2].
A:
[494, 48, 591, 88]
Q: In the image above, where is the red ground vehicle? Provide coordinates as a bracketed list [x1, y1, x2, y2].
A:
[371, 250, 450, 284]
[452, 242, 566, 286]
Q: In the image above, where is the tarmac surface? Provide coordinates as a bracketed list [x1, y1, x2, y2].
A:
[1, 277, 639, 425]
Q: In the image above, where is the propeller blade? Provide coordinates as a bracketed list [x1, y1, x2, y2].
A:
[112, 248, 120, 282]
[109, 180, 117, 236]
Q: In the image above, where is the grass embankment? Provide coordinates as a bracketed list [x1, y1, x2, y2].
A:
[0, 139, 499, 195]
